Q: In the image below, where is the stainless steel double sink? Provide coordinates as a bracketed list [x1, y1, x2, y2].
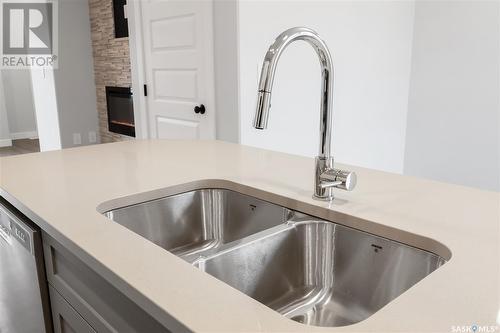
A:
[104, 189, 446, 327]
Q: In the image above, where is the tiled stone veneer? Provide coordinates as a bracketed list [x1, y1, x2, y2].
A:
[89, 0, 132, 143]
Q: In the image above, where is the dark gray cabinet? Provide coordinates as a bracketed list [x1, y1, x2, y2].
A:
[49, 286, 96, 333]
[43, 233, 171, 333]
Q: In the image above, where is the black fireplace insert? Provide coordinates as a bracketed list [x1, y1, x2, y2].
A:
[105, 86, 135, 137]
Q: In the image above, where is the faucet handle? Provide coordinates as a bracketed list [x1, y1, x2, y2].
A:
[320, 169, 357, 191]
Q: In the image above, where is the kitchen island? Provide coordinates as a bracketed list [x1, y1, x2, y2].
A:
[0, 140, 498, 332]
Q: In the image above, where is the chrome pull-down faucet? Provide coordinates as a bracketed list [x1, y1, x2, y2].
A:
[253, 27, 356, 201]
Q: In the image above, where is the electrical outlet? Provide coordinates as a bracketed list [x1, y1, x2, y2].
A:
[73, 133, 82, 145]
[88, 131, 97, 143]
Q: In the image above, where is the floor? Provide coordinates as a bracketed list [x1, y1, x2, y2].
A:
[0, 139, 40, 157]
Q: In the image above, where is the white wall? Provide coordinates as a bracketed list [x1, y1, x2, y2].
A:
[404, 1, 500, 192]
[237, 1, 415, 173]
[53, 0, 99, 148]
[214, 0, 240, 143]
[1, 70, 37, 139]
[0, 71, 12, 147]
[28, 0, 98, 151]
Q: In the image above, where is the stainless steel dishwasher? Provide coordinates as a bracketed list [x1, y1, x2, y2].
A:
[0, 198, 52, 333]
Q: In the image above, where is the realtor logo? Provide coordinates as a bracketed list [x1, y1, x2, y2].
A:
[1, 0, 58, 68]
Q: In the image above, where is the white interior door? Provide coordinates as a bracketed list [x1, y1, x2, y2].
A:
[140, 0, 215, 140]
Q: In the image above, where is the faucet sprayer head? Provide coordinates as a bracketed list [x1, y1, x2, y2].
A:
[254, 91, 271, 129]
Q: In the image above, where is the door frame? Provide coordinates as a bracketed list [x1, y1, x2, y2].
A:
[127, 0, 149, 139]
[126, 0, 217, 140]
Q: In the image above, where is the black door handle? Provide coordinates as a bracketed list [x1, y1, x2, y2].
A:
[194, 104, 206, 115]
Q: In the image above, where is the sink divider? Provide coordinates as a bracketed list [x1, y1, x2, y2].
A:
[186, 221, 296, 265]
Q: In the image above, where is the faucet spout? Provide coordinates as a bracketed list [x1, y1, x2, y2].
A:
[253, 27, 356, 201]
[253, 27, 333, 158]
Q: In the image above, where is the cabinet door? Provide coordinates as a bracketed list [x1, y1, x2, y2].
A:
[42, 233, 174, 333]
[49, 286, 96, 333]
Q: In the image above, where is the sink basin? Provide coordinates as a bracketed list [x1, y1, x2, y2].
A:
[105, 189, 285, 257]
[194, 214, 445, 327]
[103, 188, 446, 327]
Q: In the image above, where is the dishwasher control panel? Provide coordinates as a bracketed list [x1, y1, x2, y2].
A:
[0, 203, 33, 254]
[11, 220, 31, 253]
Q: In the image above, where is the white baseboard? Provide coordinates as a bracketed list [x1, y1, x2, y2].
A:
[10, 131, 38, 140]
[0, 139, 13, 147]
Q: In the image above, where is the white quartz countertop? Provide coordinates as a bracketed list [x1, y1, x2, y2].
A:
[0, 140, 498, 332]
